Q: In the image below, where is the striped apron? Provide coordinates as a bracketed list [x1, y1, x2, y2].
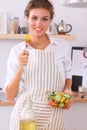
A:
[9, 49, 65, 130]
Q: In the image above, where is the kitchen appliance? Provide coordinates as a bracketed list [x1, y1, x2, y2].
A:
[56, 20, 72, 35]
[63, 0, 87, 8]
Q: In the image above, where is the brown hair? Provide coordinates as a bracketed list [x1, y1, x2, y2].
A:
[24, 0, 54, 20]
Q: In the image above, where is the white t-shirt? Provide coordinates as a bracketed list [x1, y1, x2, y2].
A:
[4, 35, 72, 95]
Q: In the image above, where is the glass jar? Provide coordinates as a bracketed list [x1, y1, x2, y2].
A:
[9, 17, 19, 34]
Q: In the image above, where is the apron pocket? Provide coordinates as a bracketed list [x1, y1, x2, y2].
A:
[32, 101, 52, 129]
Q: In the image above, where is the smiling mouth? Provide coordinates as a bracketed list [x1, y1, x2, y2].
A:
[35, 28, 42, 32]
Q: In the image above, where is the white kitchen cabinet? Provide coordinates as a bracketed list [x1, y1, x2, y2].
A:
[0, 103, 87, 130]
[0, 106, 14, 130]
[64, 103, 87, 130]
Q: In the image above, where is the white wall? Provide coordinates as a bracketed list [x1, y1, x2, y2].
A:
[0, 0, 87, 44]
[0, 40, 22, 88]
[52, 0, 87, 45]
[0, 1, 87, 130]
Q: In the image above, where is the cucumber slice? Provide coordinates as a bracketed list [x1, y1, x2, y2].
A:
[64, 94, 72, 99]
[55, 94, 61, 102]
[59, 103, 65, 108]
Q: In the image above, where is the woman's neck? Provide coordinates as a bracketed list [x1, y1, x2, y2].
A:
[30, 34, 50, 50]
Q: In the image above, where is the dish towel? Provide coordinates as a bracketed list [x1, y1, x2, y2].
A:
[9, 49, 65, 130]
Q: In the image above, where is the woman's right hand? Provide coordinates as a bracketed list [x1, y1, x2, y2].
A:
[6, 50, 29, 101]
[18, 50, 29, 69]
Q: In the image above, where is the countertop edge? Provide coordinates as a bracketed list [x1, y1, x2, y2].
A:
[0, 101, 15, 106]
[0, 92, 87, 106]
[0, 99, 87, 106]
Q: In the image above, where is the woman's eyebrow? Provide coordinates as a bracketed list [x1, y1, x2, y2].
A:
[31, 15, 49, 18]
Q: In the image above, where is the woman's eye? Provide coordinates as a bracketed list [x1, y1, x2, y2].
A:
[42, 18, 48, 21]
[31, 17, 37, 20]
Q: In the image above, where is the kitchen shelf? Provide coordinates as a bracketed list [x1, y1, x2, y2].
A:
[0, 34, 25, 40]
[0, 33, 76, 40]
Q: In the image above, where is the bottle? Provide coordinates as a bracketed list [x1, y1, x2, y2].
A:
[19, 94, 36, 130]
[9, 17, 19, 34]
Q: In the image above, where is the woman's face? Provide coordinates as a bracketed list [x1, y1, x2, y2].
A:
[27, 8, 51, 37]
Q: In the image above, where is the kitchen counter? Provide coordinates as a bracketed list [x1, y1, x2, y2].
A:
[0, 90, 15, 106]
[73, 92, 87, 103]
[0, 92, 87, 106]
[0, 101, 15, 106]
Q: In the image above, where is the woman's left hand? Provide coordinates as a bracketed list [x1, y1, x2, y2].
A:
[63, 88, 75, 96]
[62, 88, 75, 110]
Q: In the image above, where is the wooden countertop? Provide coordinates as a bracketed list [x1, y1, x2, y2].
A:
[0, 92, 87, 106]
[0, 90, 15, 106]
[73, 92, 87, 103]
[0, 101, 15, 106]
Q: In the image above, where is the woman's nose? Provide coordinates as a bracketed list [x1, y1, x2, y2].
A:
[36, 19, 42, 26]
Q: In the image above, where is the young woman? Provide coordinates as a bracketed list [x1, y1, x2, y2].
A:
[4, 0, 74, 130]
